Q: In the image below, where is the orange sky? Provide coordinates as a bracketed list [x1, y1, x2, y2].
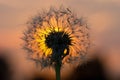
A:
[0, 0, 120, 48]
[0, 0, 120, 79]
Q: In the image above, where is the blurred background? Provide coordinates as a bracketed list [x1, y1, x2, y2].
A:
[0, 0, 120, 80]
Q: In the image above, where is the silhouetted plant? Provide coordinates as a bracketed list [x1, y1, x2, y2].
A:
[22, 6, 90, 80]
[0, 50, 12, 80]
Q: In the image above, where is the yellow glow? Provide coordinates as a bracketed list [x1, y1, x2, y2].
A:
[64, 49, 67, 54]
[33, 15, 88, 58]
[34, 16, 67, 56]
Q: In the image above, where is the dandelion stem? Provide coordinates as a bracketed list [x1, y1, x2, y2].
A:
[55, 62, 61, 80]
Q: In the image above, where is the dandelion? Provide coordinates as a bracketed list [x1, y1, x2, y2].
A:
[22, 7, 90, 80]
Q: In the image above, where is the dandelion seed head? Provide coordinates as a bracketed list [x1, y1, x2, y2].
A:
[22, 7, 90, 68]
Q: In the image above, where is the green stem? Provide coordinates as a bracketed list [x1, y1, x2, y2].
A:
[55, 62, 61, 80]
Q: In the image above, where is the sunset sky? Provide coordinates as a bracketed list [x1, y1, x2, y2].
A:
[0, 0, 120, 48]
[0, 0, 120, 79]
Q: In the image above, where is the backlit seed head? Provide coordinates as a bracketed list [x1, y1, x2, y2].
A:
[22, 7, 90, 68]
